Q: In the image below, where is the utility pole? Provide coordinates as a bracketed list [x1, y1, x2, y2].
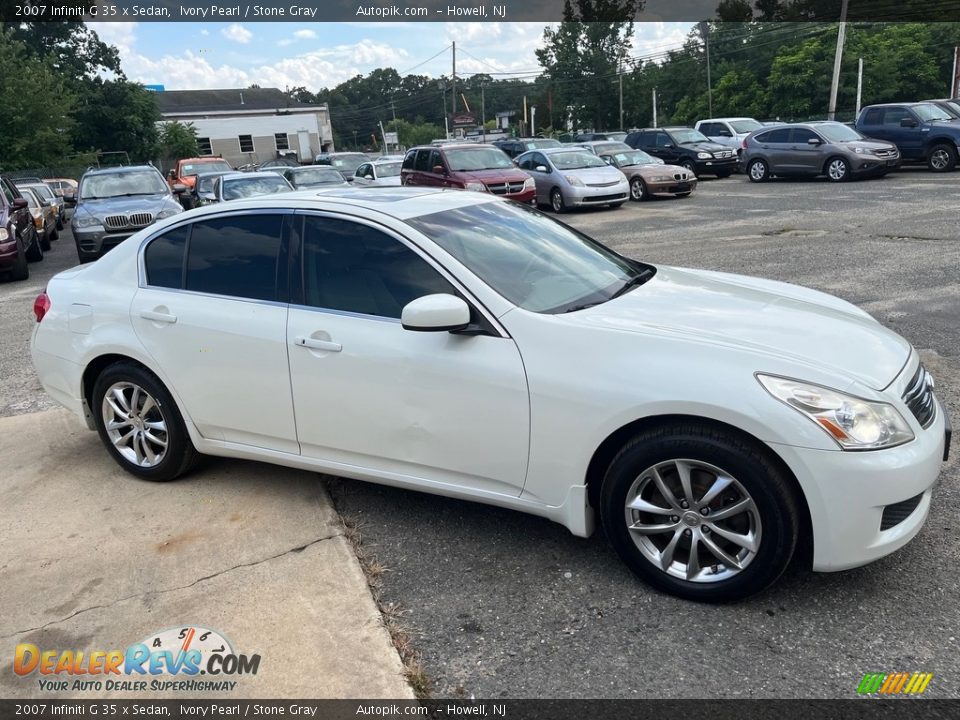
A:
[451, 41, 457, 115]
[827, 0, 850, 121]
[952, 47, 960, 97]
[698, 22, 713, 118]
[855, 58, 863, 118]
[652, 88, 658, 127]
[619, 60, 624, 131]
[481, 83, 486, 141]
[531, 107, 536, 136]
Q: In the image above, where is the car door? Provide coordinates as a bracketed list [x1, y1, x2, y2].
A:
[522, 152, 551, 204]
[753, 127, 793, 173]
[654, 131, 682, 164]
[131, 213, 299, 453]
[1, 178, 30, 243]
[286, 212, 530, 496]
[880, 106, 924, 159]
[785, 127, 824, 174]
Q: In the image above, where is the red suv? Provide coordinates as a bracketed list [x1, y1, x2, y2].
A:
[1, 175, 40, 281]
[401, 144, 536, 204]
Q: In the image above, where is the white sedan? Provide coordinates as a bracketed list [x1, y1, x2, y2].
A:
[31, 188, 949, 602]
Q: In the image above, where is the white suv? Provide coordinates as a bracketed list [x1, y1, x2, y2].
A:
[695, 117, 764, 156]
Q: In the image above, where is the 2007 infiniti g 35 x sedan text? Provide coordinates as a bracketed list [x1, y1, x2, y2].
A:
[31, 187, 950, 602]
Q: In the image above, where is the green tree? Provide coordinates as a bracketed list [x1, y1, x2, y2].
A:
[159, 121, 199, 160]
[72, 79, 161, 161]
[6, 21, 121, 80]
[0, 31, 75, 170]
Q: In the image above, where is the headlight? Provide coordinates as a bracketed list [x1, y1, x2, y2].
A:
[523, 177, 536, 190]
[0, 228, 8, 241]
[853, 147, 872, 155]
[564, 175, 585, 187]
[156, 207, 182, 219]
[757, 374, 914, 450]
[697, 152, 713, 159]
[650, 175, 671, 182]
[73, 215, 102, 228]
[464, 182, 487, 192]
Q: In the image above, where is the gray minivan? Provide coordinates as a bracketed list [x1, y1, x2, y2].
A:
[741, 122, 901, 183]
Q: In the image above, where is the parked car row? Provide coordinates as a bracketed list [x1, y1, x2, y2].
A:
[0, 174, 68, 280]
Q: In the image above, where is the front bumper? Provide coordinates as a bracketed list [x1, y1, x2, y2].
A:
[73, 227, 137, 257]
[695, 157, 738, 175]
[852, 155, 901, 176]
[648, 178, 698, 195]
[567, 180, 630, 206]
[770, 398, 948, 572]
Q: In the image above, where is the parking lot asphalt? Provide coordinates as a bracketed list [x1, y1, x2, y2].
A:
[1, 171, 958, 699]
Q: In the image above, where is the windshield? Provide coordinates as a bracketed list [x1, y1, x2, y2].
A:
[80, 171, 168, 199]
[446, 148, 513, 171]
[289, 168, 346, 186]
[524, 139, 562, 150]
[24, 184, 55, 201]
[591, 142, 631, 152]
[605, 132, 628, 142]
[222, 176, 292, 200]
[407, 202, 648, 313]
[729, 119, 762, 133]
[669, 128, 711, 143]
[550, 151, 608, 170]
[610, 150, 658, 166]
[329, 155, 368, 171]
[22, 191, 39, 209]
[181, 160, 231, 175]
[815, 123, 864, 142]
[914, 104, 953, 121]
[373, 161, 401, 177]
[197, 174, 228, 193]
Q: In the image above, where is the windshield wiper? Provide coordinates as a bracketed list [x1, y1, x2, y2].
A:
[609, 268, 656, 300]
[111, 191, 159, 197]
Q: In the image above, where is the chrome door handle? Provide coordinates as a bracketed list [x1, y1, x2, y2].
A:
[294, 336, 342, 352]
[140, 310, 177, 324]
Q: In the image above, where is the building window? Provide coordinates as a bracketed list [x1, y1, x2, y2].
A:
[239, 135, 255, 153]
[197, 137, 212, 155]
[275, 133, 290, 151]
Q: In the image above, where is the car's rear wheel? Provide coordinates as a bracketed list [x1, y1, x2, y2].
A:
[92, 362, 199, 482]
[56, 216, 64, 231]
[826, 157, 850, 182]
[747, 159, 769, 182]
[550, 187, 566, 213]
[716, 170, 732, 178]
[39, 231, 51, 252]
[50, 226, 59, 242]
[927, 143, 956, 172]
[630, 177, 647, 201]
[600, 422, 800, 602]
[25, 229, 43, 262]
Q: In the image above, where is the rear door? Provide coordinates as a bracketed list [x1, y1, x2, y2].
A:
[131, 213, 298, 453]
[785, 127, 825, 174]
[753, 127, 793, 173]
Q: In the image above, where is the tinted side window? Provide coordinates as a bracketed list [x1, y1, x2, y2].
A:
[517, 154, 533, 170]
[402, 151, 417, 170]
[655, 132, 672, 148]
[763, 128, 792, 143]
[0, 179, 14, 205]
[790, 128, 819, 143]
[186, 214, 284, 301]
[145, 224, 189, 289]
[302, 216, 455, 319]
[882, 107, 911, 126]
[862, 108, 882, 125]
[429, 150, 444, 171]
[531, 153, 548, 169]
[414, 150, 431, 172]
[699, 123, 718, 135]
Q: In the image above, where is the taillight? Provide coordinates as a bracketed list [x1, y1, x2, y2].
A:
[741, 138, 748, 150]
[34, 290, 50, 323]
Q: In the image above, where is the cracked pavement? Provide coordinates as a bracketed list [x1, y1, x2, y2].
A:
[0, 408, 411, 699]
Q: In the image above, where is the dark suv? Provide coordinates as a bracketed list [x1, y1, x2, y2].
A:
[1, 175, 42, 280]
[401, 144, 536, 204]
[626, 127, 738, 177]
[494, 137, 561, 158]
[855, 102, 960, 172]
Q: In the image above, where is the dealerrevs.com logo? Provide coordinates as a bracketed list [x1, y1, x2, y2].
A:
[14, 626, 260, 693]
[857, 672, 934, 696]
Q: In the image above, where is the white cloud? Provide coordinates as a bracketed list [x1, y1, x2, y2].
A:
[200, 29, 210, 36]
[293, 29, 317, 40]
[221, 24, 252, 44]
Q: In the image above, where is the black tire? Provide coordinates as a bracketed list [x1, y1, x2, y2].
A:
[608, 202, 625, 209]
[92, 362, 199, 482]
[25, 229, 43, 262]
[599, 421, 801, 602]
[825, 156, 850, 182]
[39, 231, 51, 252]
[550, 187, 566, 213]
[680, 159, 696, 174]
[927, 143, 956, 172]
[56, 216, 64, 231]
[716, 169, 732, 178]
[50, 226, 59, 242]
[629, 177, 647, 201]
[747, 159, 769, 183]
[8, 240, 29, 280]
[675, 192, 692, 198]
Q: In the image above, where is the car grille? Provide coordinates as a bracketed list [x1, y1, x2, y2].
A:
[674, 172, 690, 180]
[902, 364, 936, 428]
[104, 213, 154, 230]
[583, 193, 627, 203]
[874, 148, 899, 159]
[880, 493, 923, 531]
[586, 180, 621, 188]
[487, 182, 526, 196]
[714, 150, 734, 159]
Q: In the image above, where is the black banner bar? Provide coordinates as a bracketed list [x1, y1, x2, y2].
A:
[2, 0, 960, 22]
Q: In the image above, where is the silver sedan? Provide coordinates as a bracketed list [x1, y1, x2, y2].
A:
[516, 147, 629, 212]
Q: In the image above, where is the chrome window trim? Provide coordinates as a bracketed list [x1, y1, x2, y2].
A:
[287, 302, 402, 324]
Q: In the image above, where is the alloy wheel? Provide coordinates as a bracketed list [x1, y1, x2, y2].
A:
[630, 178, 645, 200]
[623, 458, 762, 583]
[930, 148, 951, 171]
[749, 161, 767, 181]
[828, 159, 848, 181]
[101, 381, 168, 468]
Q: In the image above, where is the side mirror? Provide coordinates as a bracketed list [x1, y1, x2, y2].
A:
[364, 175, 373, 180]
[806, 138, 822, 145]
[401, 294, 470, 333]
[167, 170, 176, 179]
[900, 118, 918, 128]
[12, 197, 28, 210]
[663, 143, 674, 149]
[64, 192, 77, 207]
[198, 191, 216, 202]
[172, 184, 188, 194]
[432, 164, 446, 174]
[718, 130, 733, 137]
[535, 165, 548, 173]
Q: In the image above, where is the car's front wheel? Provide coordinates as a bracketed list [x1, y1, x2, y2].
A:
[680, 159, 696, 174]
[92, 362, 199, 482]
[550, 187, 566, 213]
[927, 143, 956, 172]
[25, 229, 43, 262]
[600, 422, 801, 602]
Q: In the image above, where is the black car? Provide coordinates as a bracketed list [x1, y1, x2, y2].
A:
[625, 127, 738, 177]
[494, 137, 562, 159]
[573, 132, 609, 142]
[855, 102, 960, 172]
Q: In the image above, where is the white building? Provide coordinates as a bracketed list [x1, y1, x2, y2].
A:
[156, 88, 334, 166]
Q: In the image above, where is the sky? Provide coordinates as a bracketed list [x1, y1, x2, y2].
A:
[88, 22, 696, 92]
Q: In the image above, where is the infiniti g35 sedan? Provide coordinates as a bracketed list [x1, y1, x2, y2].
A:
[31, 188, 949, 602]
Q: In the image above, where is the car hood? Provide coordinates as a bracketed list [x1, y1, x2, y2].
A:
[844, 140, 897, 152]
[678, 140, 729, 153]
[631, 164, 695, 179]
[567, 266, 910, 390]
[454, 169, 531, 183]
[560, 166, 625, 183]
[75, 195, 179, 218]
